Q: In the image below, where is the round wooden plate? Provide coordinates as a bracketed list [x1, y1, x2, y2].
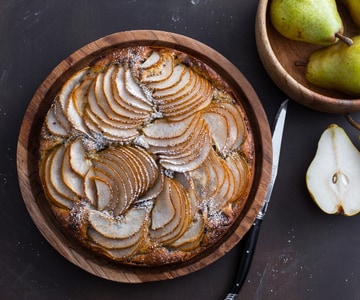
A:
[17, 30, 272, 283]
[256, 0, 360, 114]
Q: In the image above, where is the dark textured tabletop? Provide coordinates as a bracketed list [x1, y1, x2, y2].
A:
[2, 0, 360, 299]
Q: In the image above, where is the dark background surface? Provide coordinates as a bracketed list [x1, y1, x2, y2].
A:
[2, 0, 360, 299]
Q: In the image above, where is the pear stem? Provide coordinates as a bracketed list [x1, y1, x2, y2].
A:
[294, 61, 307, 67]
[335, 32, 353, 46]
[345, 113, 360, 131]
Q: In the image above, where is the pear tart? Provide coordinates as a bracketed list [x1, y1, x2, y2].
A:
[38, 46, 255, 266]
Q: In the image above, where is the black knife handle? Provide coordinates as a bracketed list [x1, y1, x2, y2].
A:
[223, 217, 263, 300]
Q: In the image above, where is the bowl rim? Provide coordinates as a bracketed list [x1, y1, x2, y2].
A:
[16, 30, 272, 283]
[256, 0, 360, 114]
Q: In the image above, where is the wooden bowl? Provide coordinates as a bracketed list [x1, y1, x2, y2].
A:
[17, 30, 272, 283]
[256, 0, 360, 114]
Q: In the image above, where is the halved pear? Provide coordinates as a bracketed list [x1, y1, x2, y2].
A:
[306, 124, 360, 216]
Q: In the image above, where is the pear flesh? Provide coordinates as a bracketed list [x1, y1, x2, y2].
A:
[306, 124, 360, 216]
[306, 36, 360, 97]
[270, 0, 344, 45]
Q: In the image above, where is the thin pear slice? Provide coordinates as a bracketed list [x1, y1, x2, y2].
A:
[155, 69, 198, 106]
[91, 159, 128, 212]
[203, 101, 246, 153]
[152, 66, 191, 98]
[45, 104, 69, 137]
[306, 124, 360, 216]
[149, 178, 190, 243]
[142, 113, 201, 149]
[69, 138, 90, 177]
[140, 50, 161, 69]
[137, 171, 164, 202]
[93, 175, 114, 210]
[226, 152, 251, 202]
[88, 206, 148, 239]
[150, 176, 176, 230]
[49, 144, 78, 202]
[67, 77, 93, 135]
[140, 53, 174, 83]
[61, 144, 85, 198]
[142, 113, 197, 140]
[87, 227, 142, 249]
[170, 212, 206, 251]
[39, 149, 74, 209]
[148, 64, 187, 91]
[91, 72, 146, 130]
[58, 68, 89, 128]
[114, 66, 153, 113]
[124, 67, 152, 106]
[83, 169, 98, 207]
[164, 78, 213, 121]
[84, 108, 139, 142]
[109, 65, 152, 121]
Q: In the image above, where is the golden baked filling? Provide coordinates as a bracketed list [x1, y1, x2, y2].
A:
[38, 46, 255, 266]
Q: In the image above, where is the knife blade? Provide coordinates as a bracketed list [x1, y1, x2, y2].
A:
[224, 99, 289, 300]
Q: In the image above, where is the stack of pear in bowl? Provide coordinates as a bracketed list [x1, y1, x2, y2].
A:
[256, 0, 360, 113]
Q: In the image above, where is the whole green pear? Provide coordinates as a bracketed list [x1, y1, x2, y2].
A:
[306, 35, 360, 97]
[270, 0, 344, 45]
[339, 0, 360, 27]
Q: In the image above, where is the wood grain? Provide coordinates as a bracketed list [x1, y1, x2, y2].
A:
[256, 0, 360, 114]
[16, 30, 272, 283]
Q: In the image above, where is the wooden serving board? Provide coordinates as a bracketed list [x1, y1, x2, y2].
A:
[16, 30, 272, 283]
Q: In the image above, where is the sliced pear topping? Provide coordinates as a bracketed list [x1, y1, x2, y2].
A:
[69, 138, 90, 177]
[140, 53, 174, 83]
[114, 66, 153, 113]
[152, 65, 190, 97]
[150, 176, 176, 230]
[93, 176, 113, 210]
[124, 67, 152, 106]
[45, 104, 69, 137]
[61, 144, 85, 198]
[66, 77, 93, 135]
[49, 144, 78, 201]
[142, 113, 197, 140]
[306, 124, 360, 216]
[148, 64, 187, 91]
[149, 178, 191, 243]
[105, 66, 151, 119]
[87, 227, 142, 249]
[203, 101, 246, 154]
[39, 47, 255, 264]
[88, 206, 148, 239]
[170, 212, 206, 251]
[57, 68, 89, 130]
[39, 148, 74, 209]
[140, 50, 161, 69]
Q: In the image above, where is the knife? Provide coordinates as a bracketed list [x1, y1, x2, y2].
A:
[224, 99, 289, 300]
